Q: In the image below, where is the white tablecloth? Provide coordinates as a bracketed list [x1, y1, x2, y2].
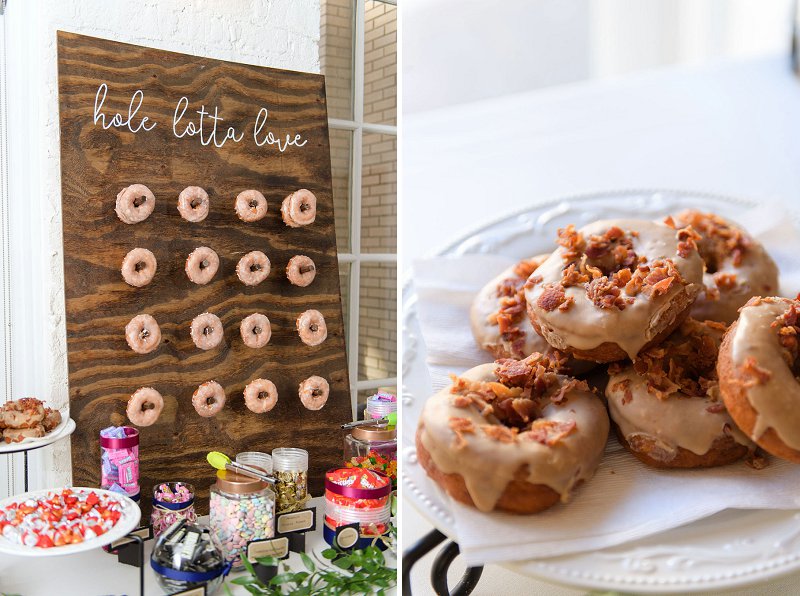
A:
[402, 54, 800, 594]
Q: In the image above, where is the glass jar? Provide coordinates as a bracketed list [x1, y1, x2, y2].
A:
[324, 468, 391, 550]
[151, 482, 197, 538]
[99, 426, 140, 499]
[209, 470, 275, 568]
[236, 451, 273, 475]
[272, 448, 309, 513]
[365, 392, 397, 421]
[150, 521, 229, 594]
[344, 425, 397, 486]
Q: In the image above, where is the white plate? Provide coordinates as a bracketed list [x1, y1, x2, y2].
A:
[0, 414, 75, 455]
[402, 190, 800, 593]
[0, 487, 141, 557]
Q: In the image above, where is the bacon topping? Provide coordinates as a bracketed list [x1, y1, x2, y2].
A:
[525, 419, 577, 446]
[448, 417, 475, 448]
[713, 272, 738, 291]
[741, 356, 772, 386]
[482, 425, 517, 443]
[675, 210, 751, 270]
[537, 283, 573, 312]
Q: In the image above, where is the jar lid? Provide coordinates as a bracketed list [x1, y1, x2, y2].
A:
[214, 469, 267, 494]
[352, 424, 396, 441]
[272, 447, 309, 472]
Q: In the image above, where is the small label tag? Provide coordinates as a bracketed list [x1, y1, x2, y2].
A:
[247, 536, 290, 561]
[276, 507, 316, 534]
[335, 524, 360, 550]
[172, 587, 206, 596]
[110, 525, 153, 550]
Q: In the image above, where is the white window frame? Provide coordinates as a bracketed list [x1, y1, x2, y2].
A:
[328, 0, 398, 418]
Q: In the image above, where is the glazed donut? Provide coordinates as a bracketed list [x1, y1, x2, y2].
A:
[298, 376, 329, 410]
[296, 310, 327, 346]
[286, 255, 316, 287]
[125, 314, 162, 354]
[185, 247, 220, 285]
[243, 379, 279, 414]
[192, 381, 226, 417]
[126, 387, 164, 427]
[416, 355, 609, 513]
[0, 398, 45, 429]
[281, 189, 317, 227]
[235, 190, 268, 222]
[177, 186, 210, 222]
[524, 219, 704, 363]
[718, 297, 800, 463]
[670, 211, 779, 324]
[190, 312, 224, 350]
[3, 426, 45, 443]
[42, 408, 62, 433]
[121, 248, 157, 287]
[607, 318, 752, 469]
[115, 184, 155, 224]
[240, 313, 272, 348]
[236, 251, 271, 286]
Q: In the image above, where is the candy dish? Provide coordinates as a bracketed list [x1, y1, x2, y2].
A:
[0, 487, 141, 557]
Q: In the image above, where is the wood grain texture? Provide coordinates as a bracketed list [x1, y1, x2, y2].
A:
[57, 32, 350, 515]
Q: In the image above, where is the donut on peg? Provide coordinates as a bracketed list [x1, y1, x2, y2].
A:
[235, 190, 268, 222]
[126, 387, 164, 427]
[236, 251, 271, 286]
[286, 255, 316, 287]
[243, 379, 278, 414]
[240, 313, 272, 348]
[121, 248, 157, 287]
[190, 312, 224, 350]
[192, 381, 226, 417]
[177, 186, 210, 222]
[299, 376, 329, 410]
[281, 189, 317, 227]
[115, 184, 155, 224]
[296, 309, 327, 346]
[125, 314, 162, 354]
[185, 247, 220, 285]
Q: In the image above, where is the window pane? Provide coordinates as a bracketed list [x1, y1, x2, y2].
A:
[364, 1, 397, 125]
[361, 133, 396, 252]
[329, 127, 352, 254]
[339, 261, 351, 352]
[320, 0, 355, 120]
[358, 262, 397, 380]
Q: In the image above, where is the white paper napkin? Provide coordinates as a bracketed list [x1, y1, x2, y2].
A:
[412, 205, 800, 566]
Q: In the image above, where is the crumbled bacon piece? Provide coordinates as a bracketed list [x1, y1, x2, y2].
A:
[705, 402, 726, 414]
[713, 272, 737, 291]
[557, 224, 586, 262]
[453, 394, 473, 408]
[495, 358, 533, 386]
[524, 274, 543, 289]
[537, 283, 570, 312]
[550, 378, 590, 404]
[482, 425, 517, 443]
[561, 263, 589, 287]
[745, 449, 769, 470]
[741, 356, 772, 386]
[513, 257, 542, 279]
[586, 276, 633, 310]
[675, 210, 751, 270]
[525, 419, 576, 446]
[449, 417, 475, 448]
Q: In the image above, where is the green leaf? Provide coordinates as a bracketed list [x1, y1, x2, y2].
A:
[231, 576, 258, 585]
[332, 555, 353, 569]
[256, 555, 280, 567]
[300, 551, 316, 572]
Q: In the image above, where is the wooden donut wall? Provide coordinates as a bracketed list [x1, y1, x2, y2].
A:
[57, 32, 350, 515]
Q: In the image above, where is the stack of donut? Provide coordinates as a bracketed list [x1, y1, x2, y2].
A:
[418, 211, 794, 515]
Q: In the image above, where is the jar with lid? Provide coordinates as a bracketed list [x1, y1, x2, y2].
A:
[99, 426, 140, 500]
[236, 451, 273, 475]
[272, 448, 309, 513]
[209, 469, 275, 568]
[151, 482, 197, 538]
[344, 424, 397, 486]
[365, 392, 397, 421]
[324, 468, 392, 550]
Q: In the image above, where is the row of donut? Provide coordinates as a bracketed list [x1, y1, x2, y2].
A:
[116, 185, 317, 227]
[125, 376, 330, 427]
[125, 310, 327, 354]
[122, 247, 316, 288]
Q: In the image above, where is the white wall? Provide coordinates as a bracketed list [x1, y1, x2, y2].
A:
[1, 0, 321, 496]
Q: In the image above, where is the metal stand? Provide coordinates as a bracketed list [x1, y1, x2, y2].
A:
[402, 529, 484, 596]
[116, 533, 145, 596]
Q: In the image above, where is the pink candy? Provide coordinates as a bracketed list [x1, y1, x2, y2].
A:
[151, 482, 196, 538]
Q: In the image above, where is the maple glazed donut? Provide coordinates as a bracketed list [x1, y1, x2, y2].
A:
[296, 309, 327, 346]
[718, 297, 800, 463]
[236, 251, 271, 286]
[607, 318, 752, 469]
[281, 189, 317, 227]
[121, 248, 157, 287]
[240, 313, 272, 348]
[185, 247, 220, 285]
[177, 186, 210, 222]
[115, 184, 155, 224]
[192, 381, 226, 417]
[299, 376, 329, 410]
[190, 312, 224, 350]
[524, 219, 704, 363]
[286, 255, 316, 287]
[126, 387, 164, 427]
[243, 379, 279, 414]
[671, 210, 779, 324]
[0, 398, 44, 429]
[125, 314, 162, 354]
[235, 190, 268, 222]
[416, 355, 609, 513]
